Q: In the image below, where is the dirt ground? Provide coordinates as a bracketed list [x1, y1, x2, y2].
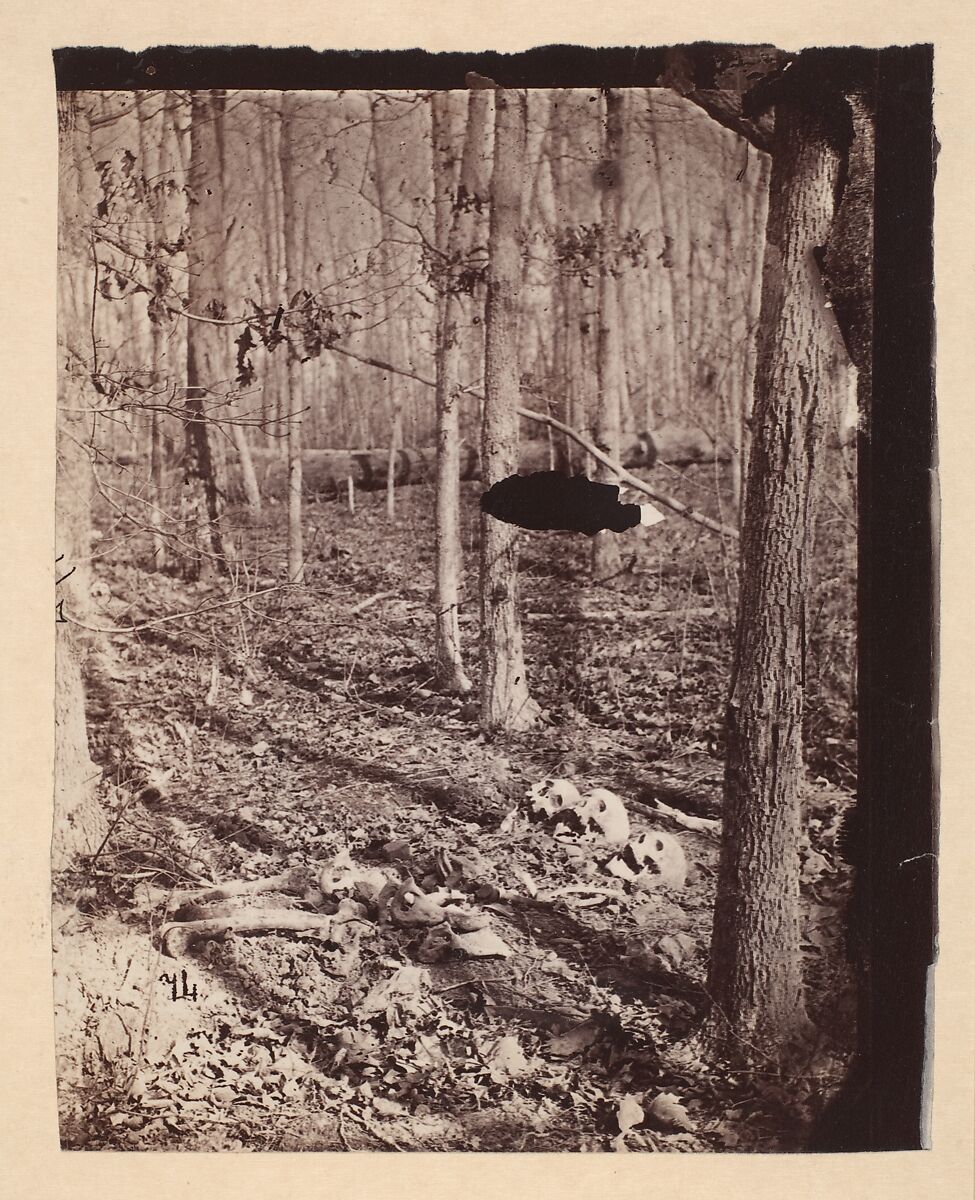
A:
[55, 466, 857, 1152]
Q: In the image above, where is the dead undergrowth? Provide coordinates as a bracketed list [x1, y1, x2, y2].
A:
[56, 465, 857, 1152]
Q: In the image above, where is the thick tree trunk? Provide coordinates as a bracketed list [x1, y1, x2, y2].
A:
[279, 95, 305, 582]
[592, 88, 625, 579]
[431, 91, 474, 695]
[184, 91, 231, 579]
[54, 92, 107, 868]
[707, 100, 843, 1062]
[479, 88, 539, 732]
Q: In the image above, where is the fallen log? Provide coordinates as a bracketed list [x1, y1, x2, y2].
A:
[227, 436, 657, 503]
[646, 421, 732, 466]
[237, 444, 466, 502]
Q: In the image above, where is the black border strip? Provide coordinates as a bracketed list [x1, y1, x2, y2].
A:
[854, 42, 937, 1151]
[52, 45, 674, 91]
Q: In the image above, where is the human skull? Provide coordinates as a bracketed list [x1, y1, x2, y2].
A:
[628, 830, 687, 889]
[577, 788, 630, 848]
[528, 777, 582, 820]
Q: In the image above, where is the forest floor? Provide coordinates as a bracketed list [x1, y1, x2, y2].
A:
[55, 461, 858, 1153]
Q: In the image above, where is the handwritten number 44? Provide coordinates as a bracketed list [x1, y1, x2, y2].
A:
[159, 969, 198, 1002]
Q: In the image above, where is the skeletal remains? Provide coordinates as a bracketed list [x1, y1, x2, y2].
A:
[159, 853, 511, 960]
[160, 779, 688, 959]
[527, 777, 688, 889]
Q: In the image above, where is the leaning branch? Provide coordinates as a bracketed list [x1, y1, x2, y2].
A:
[326, 343, 739, 541]
[328, 342, 440, 392]
[515, 407, 739, 540]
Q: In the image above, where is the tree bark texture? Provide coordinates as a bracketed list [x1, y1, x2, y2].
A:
[479, 89, 539, 732]
[54, 92, 107, 868]
[707, 100, 843, 1060]
[185, 90, 231, 578]
[432, 91, 473, 695]
[737, 150, 772, 514]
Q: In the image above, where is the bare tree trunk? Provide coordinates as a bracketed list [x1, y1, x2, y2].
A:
[54, 92, 107, 867]
[592, 88, 625, 579]
[706, 99, 843, 1063]
[212, 105, 262, 519]
[675, 102, 695, 412]
[645, 90, 682, 420]
[719, 134, 749, 516]
[256, 114, 283, 447]
[479, 88, 539, 732]
[134, 92, 169, 569]
[727, 191, 745, 516]
[618, 90, 651, 437]
[279, 95, 305, 582]
[739, 151, 771, 515]
[230, 423, 263, 516]
[369, 99, 405, 522]
[184, 90, 231, 579]
[431, 90, 474, 695]
[549, 91, 585, 470]
[385, 406, 402, 521]
[547, 94, 573, 470]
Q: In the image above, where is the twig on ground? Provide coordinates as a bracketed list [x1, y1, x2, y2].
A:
[350, 590, 398, 615]
[65, 584, 296, 635]
[435, 975, 512, 993]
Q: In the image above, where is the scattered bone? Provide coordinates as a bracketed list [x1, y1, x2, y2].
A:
[317, 853, 389, 904]
[449, 927, 513, 958]
[170, 868, 312, 915]
[162, 840, 507, 960]
[648, 798, 720, 834]
[161, 909, 343, 957]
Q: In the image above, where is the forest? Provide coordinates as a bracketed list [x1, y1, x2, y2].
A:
[53, 53, 877, 1154]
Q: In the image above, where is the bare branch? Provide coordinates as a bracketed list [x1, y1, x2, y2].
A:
[326, 344, 740, 540]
